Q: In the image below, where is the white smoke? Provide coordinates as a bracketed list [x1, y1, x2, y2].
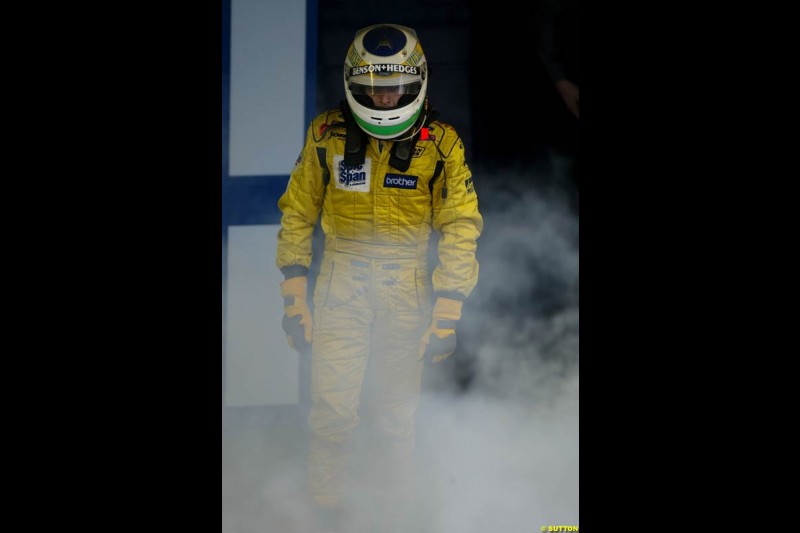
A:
[394, 159, 579, 532]
[222, 155, 579, 532]
[411, 382, 579, 532]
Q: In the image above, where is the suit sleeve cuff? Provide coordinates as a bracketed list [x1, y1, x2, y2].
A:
[435, 291, 465, 302]
[281, 265, 309, 279]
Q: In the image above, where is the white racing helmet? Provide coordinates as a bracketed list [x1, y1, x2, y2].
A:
[343, 24, 428, 140]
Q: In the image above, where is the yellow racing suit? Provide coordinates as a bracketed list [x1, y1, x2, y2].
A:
[276, 104, 483, 511]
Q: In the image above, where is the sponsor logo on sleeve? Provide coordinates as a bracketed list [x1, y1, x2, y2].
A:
[465, 177, 474, 194]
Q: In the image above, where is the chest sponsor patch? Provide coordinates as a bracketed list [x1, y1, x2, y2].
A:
[384, 173, 419, 190]
[333, 155, 371, 192]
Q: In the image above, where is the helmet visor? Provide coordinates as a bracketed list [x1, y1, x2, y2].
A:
[348, 80, 422, 96]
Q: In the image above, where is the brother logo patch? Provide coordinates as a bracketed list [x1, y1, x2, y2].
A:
[383, 173, 418, 190]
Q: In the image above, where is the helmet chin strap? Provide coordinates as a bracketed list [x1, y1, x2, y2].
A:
[386, 100, 441, 172]
[388, 100, 430, 142]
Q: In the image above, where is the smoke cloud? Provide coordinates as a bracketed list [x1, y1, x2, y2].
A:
[223, 154, 579, 532]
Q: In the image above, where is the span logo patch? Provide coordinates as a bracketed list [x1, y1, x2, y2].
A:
[465, 177, 475, 194]
[333, 155, 371, 192]
[384, 173, 418, 190]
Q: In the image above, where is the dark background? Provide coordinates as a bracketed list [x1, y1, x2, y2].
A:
[315, 0, 579, 188]
[115, 0, 757, 526]
[37, 0, 711, 528]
